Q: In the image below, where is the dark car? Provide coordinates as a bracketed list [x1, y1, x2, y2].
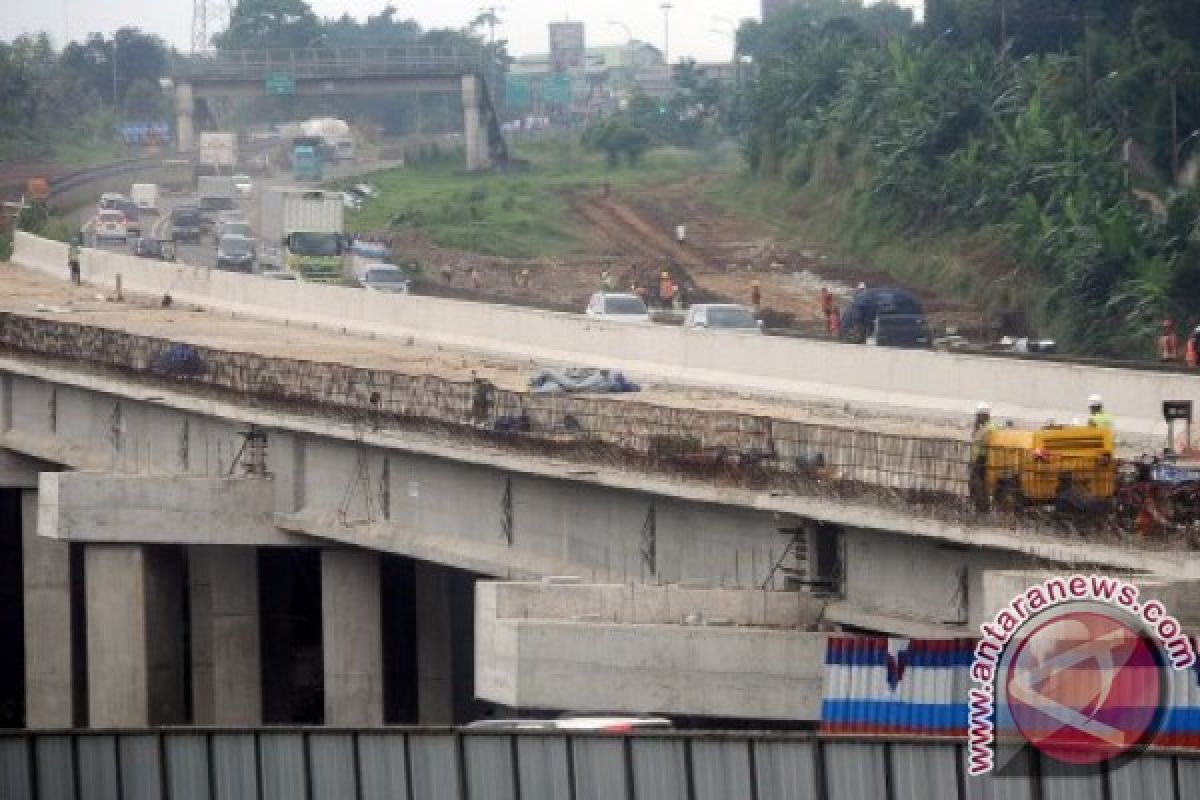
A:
[131, 237, 173, 261]
[116, 200, 142, 236]
[170, 205, 203, 242]
[840, 288, 932, 349]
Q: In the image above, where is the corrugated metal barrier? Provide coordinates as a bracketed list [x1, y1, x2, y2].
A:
[2, 729, 1200, 800]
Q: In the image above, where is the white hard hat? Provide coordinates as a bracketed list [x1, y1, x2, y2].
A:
[1088, 394, 1103, 408]
[976, 402, 992, 414]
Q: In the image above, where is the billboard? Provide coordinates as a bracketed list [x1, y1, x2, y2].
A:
[549, 21, 585, 73]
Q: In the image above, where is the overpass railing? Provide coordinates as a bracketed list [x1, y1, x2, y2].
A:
[2, 728, 1195, 800]
[173, 47, 484, 80]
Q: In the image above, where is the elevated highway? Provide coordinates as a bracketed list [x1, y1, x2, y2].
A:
[3, 231, 1200, 733]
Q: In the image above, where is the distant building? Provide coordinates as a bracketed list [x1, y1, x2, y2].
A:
[508, 38, 666, 118]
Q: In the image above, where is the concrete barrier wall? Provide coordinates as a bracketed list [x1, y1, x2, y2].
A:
[14, 232, 1199, 436]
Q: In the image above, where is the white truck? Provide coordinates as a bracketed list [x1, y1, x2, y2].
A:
[131, 183, 158, 214]
[198, 132, 238, 175]
[259, 188, 346, 283]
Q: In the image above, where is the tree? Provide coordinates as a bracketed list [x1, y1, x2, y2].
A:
[216, 0, 323, 51]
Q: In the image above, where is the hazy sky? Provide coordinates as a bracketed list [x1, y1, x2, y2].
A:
[3, 1, 923, 63]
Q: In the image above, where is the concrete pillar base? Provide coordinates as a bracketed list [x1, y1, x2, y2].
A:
[23, 489, 74, 728]
[190, 546, 262, 726]
[322, 549, 383, 727]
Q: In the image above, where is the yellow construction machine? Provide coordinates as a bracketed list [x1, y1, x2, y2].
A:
[983, 425, 1117, 510]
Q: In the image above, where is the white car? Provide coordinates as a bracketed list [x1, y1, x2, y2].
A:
[585, 292, 652, 324]
[683, 304, 764, 334]
[232, 175, 253, 196]
[92, 209, 128, 241]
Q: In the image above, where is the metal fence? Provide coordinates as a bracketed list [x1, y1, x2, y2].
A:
[1, 729, 1198, 800]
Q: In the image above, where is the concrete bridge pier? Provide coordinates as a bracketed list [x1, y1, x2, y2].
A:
[85, 544, 189, 727]
[462, 74, 492, 172]
[189, 546, 262, 726]
[321, 548, 384, 727]
[174, 81, 195, 154]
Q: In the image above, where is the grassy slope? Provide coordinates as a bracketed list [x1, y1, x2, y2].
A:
[340, 142, 718, 260]
[710, 163, 1027, 318]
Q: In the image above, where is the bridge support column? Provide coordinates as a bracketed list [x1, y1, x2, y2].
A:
[462, 74, 492, 172]
[189, 546, 262, 726]
[175, 81, 195, 154]
[322, 549, 383, 726]
[416, 561, 455, 724]
[85, 544, 188, 727]
[23, 489, 75, 728]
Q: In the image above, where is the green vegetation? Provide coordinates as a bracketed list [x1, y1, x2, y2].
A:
[339, 143, 721, 259]
[733, 0, 1200, 356]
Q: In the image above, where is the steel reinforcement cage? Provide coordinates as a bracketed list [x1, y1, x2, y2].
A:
[0, 312, 1140, 532]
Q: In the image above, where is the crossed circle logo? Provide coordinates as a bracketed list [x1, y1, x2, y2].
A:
[1004, 609, 1167, 766]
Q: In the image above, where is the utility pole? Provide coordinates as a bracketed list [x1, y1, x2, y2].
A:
[660, 3, 674, 65]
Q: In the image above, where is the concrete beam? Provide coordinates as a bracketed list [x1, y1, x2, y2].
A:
[190, 546, 262, 726]
[0, 450, 55, 489]
[22, 489, 74, 728]
[322, 549, 384, 727]
[39, 472, 307, 547]
[475, 582, 828, 721]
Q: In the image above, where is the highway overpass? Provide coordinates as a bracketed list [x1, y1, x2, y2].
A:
[1, 232, 1199, 733]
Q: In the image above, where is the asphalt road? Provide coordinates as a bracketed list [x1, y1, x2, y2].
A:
[79, 159, 404, 271]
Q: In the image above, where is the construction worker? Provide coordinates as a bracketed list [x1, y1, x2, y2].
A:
[820, 288, 836, 336]
[750, 280, 762, 309]
[659, 271, 675, 309]
[1160, 319, 1180, 361]
[1087, 395, 1114, 429]
[601, 270, 614, 291]
[970, 402, 997, 509]
[1188, 326, 1200, 369]
[67, 233, 82, 285]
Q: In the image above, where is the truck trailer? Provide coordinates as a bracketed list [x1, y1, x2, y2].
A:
[259, 188, 346, 283]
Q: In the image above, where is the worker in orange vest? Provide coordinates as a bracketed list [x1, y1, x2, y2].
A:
[1159, 319, 1180, 361]
[820, 288, 836, 336]
[659, 271, 675, 309]
[1188, 326, 1200, 369]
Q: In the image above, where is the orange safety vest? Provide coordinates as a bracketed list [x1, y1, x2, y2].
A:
[1160, 333, 1179, 361]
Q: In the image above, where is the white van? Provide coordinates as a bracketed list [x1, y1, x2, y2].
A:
[131, 184, 158, 214]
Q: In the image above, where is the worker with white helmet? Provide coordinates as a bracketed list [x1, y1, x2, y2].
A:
[1087, 394, 1114, 430]
[970, 402, 997, 509]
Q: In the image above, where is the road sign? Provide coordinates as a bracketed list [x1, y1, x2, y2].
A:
[505, 75, 531, 111]
[265, 72, 296, 96]
[542, 74, 571, 106]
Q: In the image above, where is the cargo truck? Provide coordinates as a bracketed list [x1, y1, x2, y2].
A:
[259, 188, 346, 283]
[290, 136, 325, 182]
[197, 132, 238, 176]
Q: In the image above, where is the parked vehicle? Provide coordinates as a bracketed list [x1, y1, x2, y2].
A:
[585, 292, 653, 324]
[93, 209, 128, 241]
[840, 287, 931, 349]
[170, 205, 203, 243]
[216, 234, 256, 271]
[683, 304, 763, 333]
[466, 717, 672, 733]
[130, 183, 158, 214]
[360, 266, 410, 294]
